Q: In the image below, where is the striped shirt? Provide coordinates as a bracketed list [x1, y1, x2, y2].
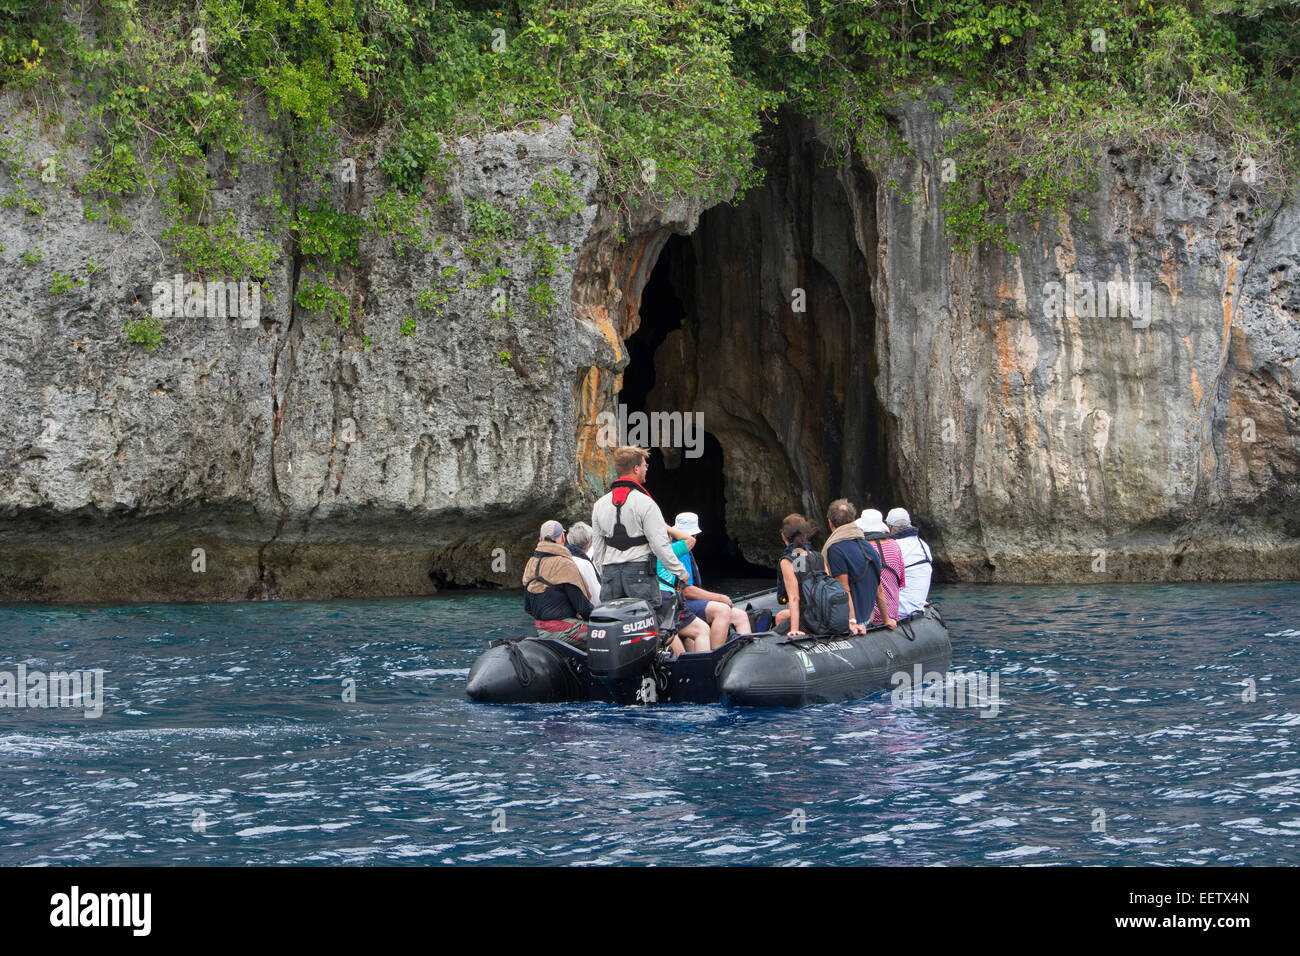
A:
[868, 538, 906, 625]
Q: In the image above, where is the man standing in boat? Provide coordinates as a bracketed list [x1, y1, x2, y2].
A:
[590, 445, 688, 610]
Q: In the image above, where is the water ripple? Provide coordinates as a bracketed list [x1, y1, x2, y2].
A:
[0, 583, 1297, 864]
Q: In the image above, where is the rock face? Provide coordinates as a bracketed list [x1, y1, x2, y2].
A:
[868, 97, 1300, 581]
[1, 91, 1297, 602]
[1, 103, 605, 600]
[606, 103, 1300, 579]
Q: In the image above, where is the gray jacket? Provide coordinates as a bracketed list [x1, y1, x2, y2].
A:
[590, 484, 687, 581]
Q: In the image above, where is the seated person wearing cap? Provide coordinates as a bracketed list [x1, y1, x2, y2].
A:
[669, 512, 752, 650]
[564, 521, 602, 602]
[522, 520, 594, 648]
[654, 523, 714, 656]
[886, 507, 933, 617]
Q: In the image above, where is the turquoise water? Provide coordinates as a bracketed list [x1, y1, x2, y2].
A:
[1, 582, 1297, 865]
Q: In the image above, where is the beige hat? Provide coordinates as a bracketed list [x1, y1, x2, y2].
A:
[885, 507, 911, 527]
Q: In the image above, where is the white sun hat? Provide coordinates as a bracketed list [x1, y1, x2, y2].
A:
[673, 512, 703, 536]
[856, 508, 889, 535]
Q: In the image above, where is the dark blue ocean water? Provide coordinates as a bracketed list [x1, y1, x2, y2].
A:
[1, 582, 1297, 866]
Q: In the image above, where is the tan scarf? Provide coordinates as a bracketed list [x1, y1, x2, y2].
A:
[522, 540, 590, 599]
[820, 521, 865, 573]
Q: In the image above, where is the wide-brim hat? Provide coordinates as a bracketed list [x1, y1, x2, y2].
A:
[856, 508, 889, 535]
[673, 512, 703, 536]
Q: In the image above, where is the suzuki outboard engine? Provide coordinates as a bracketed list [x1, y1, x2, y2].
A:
[586, 598, 661, 680]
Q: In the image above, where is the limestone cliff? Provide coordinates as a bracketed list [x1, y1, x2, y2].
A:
[2, 92, 1297, 601]
[1, 104, 607, 599]
[619, 104, 1299, 581]
[870, 97, 1300, 581]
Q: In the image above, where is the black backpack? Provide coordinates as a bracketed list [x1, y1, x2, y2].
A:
[795, 541, 875, 636]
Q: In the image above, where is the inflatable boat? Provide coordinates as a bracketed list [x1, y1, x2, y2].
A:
[465, 588, 953, 708]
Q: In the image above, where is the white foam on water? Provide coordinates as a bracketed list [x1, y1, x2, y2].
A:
[0, 734, 95, 757]
[987, 845, 1055, 859]
[250, 790, 319, 802]
[1098, 836, 1161, 846]
[956, 770, 1004, 783]
[700, 842, 775, 856]
[236, 821, 353, 837]
[625, 790, 682, 800]
[388, 843, 455, 858]
[952, 816, 1019, 834]
[122, 792, 210, 808]
[1138, 725, 1198, 739]
[1256, 782, 1300, 797]
[846, 833, 895, 845]
[392, 668, 470, 677]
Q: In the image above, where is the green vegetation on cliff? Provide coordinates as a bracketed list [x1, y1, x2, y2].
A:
[1, 0, 1296, 266]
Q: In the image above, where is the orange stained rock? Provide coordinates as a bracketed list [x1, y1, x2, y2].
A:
[1219, 257, 1239, 378]
[1161, 247, 1179, 308]
[615, 231, 668, 340]
[1232, 325, 1254, 368]
[574, 369, 615, 480]
[575, 301, 623, 359]
[994, 317, 1014, 401]
[1182, 336, 1204, 407]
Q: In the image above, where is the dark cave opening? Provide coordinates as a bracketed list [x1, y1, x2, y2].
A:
[617, 113, 899, 574]
[619, 239, 771, 579]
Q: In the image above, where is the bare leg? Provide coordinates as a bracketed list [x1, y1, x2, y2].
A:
[730, 607, 752, 635]
[704, 601, 730, 649]
[679, 617, 711, 654]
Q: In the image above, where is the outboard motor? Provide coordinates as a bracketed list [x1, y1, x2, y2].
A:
[586, 598, 661, 680]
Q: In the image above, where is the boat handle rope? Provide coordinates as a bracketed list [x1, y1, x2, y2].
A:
[503, 639, 535, 687]
[926, 602, 945, 629]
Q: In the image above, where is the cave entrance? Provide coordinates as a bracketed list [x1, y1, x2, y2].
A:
[617, 112, 894, 572]
[619, 238, 770, 579]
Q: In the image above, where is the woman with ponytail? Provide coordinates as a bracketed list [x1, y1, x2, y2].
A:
[774, 514, 816, 636]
